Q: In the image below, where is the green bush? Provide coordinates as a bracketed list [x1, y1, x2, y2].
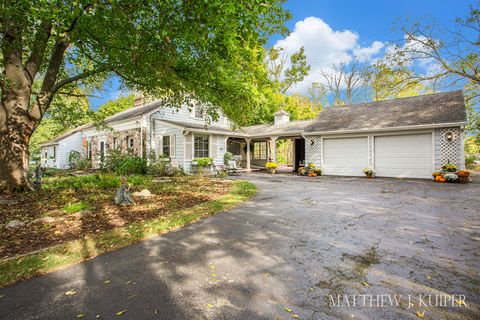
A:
[195, 157, 213, 167]
[224, 152, 233, 165]
[63, 201, 90, 214]
[76, 159, 92, 171]
[68, 151, 82, 169]
[147, 159, 174, 176]
[103, 149, 147, 174]
[465, 155, 476, 166]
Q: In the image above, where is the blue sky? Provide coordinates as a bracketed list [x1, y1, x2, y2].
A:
[89, 0, 475, 109]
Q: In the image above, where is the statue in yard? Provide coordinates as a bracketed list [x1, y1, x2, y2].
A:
[115, 176, 135, 205]
[33, 164, 42, 191]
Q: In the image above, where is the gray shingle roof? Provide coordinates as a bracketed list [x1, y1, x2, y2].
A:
[159, 119, 234, 133]
[304, 90, 466, 133]
[243, 119, 316, 136]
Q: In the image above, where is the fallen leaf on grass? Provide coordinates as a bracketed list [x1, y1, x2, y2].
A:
[427, 275, 432, 280]
[209, 264, 215, 269]
[65, 290, 77, 296]
[76, 315, 84, 318]
[455, 300, 466, 306]
[125, 280, 132, 284]
[211, 273, 217, 277]
[207, 303, 214, 309]
[415, 310, 425, 318]
[103, 280, 111, 284]
[291, 314, 300, 318]
[284, 307, 293, 313]
[116, 310, 127, 316]
[361, 282, 370, 288]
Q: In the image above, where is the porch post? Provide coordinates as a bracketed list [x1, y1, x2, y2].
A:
[270, 136, 278, 163]
[245, 138, 251, 170]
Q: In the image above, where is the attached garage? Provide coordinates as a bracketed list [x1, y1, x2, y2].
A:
[323, 137, 368, 176]
[374, 133, 433, 179]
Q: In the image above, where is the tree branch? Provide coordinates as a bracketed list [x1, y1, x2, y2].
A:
[51, 65, 109, 93]
[24, 21, 52, 82]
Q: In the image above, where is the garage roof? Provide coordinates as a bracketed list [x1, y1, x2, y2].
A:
[304, 90, 466, 133]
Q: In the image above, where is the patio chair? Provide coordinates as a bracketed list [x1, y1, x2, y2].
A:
[226, 160, 239, 176]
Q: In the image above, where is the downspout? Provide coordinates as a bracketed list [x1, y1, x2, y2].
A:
[183, 130, 189, 170]
[140, 115, 144, 158]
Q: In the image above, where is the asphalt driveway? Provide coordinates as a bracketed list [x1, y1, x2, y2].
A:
[0, 174, 479, 320]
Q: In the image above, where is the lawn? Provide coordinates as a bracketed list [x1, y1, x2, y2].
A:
[0, 174, 256, 287]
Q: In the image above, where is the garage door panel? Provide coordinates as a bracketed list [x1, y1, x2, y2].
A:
[374, 133, 432, 179]
[323, 137, 368, 176]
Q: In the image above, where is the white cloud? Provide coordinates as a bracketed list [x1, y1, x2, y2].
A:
[271, 17, 385, 94]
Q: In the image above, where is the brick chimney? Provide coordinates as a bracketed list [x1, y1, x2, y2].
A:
[134, 93, 144, 108]
[274, 109, 290, 125]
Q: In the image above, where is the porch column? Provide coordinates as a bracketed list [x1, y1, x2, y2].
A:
[245, 138, 251, 170]
[269, 136, 278, 163]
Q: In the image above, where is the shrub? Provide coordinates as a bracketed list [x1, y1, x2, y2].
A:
[147, 159, 174, 176]
[363, 168, 375, 175]
[195, 157, 213, 167]
[465, 155, 476, 166]
[224, 152, 233, 165]
[68, 150, 82, 169]
[76, 159, 92, 171]
[103, 149, 147, 175]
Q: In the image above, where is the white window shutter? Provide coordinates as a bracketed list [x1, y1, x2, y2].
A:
[156, 136, 162, 157]
[170, 134, 176, 158]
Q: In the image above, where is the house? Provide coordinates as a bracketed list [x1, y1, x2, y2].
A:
[40, 90, 467, 178]
[39, 126, 87, 169]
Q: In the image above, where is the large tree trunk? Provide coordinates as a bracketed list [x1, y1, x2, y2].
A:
[0, 103, 35, 193]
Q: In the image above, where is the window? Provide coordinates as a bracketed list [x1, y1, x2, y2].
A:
[127, 136, 134, 149]
[162, 135, 170, 157]
[253, 142, 267, 160]
[194, 135, 209, 158]
[194, 105, 203, 118]
[113, 137, 118, 149]
[87, 141, 92, 159]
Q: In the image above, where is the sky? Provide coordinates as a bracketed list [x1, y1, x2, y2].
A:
[88, 0, 475, 109]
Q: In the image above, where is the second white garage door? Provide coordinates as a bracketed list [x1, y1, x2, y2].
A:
[374, 133, 433, 179]
[323, 137, 368, 176]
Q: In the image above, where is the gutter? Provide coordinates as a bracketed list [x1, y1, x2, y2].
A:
[304, 122, 468, 136]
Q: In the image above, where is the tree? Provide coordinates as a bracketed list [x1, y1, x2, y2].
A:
[267, 46, 310, 93]
[0, 0, 290, 192]
[314, 58, 371, 106]
[371, 60, 429, 101]
[96, 94, 135, 119]
[390, 4, 480, 139]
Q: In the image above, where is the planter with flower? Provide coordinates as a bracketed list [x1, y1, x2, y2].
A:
[457, 170, 470, 184]
[441, 163, 457, 174]
[432, 171, 441, 180]
[363, 168, 375, 179]
[266, 162, 278, 174]
[444, 173, 458, 183]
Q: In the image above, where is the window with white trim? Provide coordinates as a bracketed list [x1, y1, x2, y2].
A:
[253, 142, 267, 159]
[194, 135, 209, 158]
[127, 136, 134, 149]
[162, 135, 170, 157]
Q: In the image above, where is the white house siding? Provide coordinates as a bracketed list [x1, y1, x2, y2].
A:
[153, 103, 231, 129]
[152, 119, 185, 169]
[56, 132, 84, 169]
[41, 145, 59, 168]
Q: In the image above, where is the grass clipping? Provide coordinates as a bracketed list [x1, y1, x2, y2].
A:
[0, 180, 256, 287]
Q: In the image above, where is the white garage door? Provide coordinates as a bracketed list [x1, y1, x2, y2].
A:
[323, 137, 368, 176]
[374, 133, 432, 178]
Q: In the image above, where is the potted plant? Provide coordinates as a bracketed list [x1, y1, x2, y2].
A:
[314, 168, 322, 176]
[266, 162, 277, 174]
[444, 173, 459, 183]
[441, 163, 457, 173]
[432, 171, 441, 180]
[306, 163, 316, 175]
[363, 168, 375, 179]
[194, 157, 213, 175]
[457, 170, 470, 184]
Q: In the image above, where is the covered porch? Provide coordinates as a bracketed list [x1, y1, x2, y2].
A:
[226, 135, 305, 172]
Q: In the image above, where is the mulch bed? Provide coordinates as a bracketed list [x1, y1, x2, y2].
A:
[0, 176, 230, 259]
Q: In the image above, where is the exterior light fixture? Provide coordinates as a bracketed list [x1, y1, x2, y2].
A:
[444, 131, 454, 142]
[310, 138, 315, 146]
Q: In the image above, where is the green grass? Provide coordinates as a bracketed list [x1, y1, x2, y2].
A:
[0, 180, 256, 287]
[62, 201, 90, 214]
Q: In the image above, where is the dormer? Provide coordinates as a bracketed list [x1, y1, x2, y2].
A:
[274, 109, 290, 125]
